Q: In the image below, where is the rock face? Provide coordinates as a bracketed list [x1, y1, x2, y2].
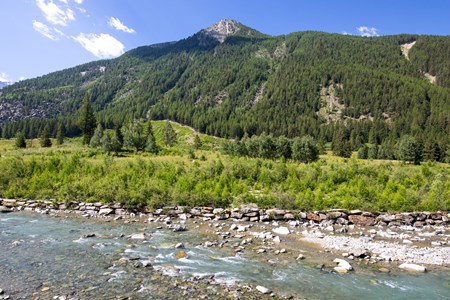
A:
[202, 19, 241, 43]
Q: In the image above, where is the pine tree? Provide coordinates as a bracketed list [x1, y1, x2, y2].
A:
[56, 122, 65, 145]
[163, 121, 177, 146]
[114, 122, 124, 146]
[15, 132, 26, 148]
[357, 145, 368, 159]
[123, 120, 145, 152]
[145, 129, 159, 154]
[368, 144, 378, 159]
[90, 123, 103, 148]
[101, 131, 122, 154]
[39, 124, 52, 148]
[78, 93, 97, 145]
[194, 134, 202, 149]
[398, 135, 422, 164]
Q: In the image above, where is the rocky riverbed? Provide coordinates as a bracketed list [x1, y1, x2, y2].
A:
[1, 199, 449, 299]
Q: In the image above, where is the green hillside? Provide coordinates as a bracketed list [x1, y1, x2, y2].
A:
[0, 20, 449, 160]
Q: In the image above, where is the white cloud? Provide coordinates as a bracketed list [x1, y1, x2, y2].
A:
[0, 72, 11, 83]
[342, 32, 352, 35]
[108, 17, 135, 34]
[19, 76, 27, 81]
[73, 33, 125, 58]
[36, 0, 75, 26]
[357, 26, 379, 37]
[32, 20, 64, 40]
[74, 0, 83, 4]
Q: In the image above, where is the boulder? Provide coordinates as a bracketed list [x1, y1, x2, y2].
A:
[333, 258, 353, 271]
[175, 250, 188, 260]
[0, 206, 13, 213]
[348, 215, 376, 226]
[399, 263, 426, 273]
[272, 226, 290, 235]
[98, 208, 114, 216]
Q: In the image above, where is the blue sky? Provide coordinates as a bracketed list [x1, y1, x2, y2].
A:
[1, 0, 449, 83]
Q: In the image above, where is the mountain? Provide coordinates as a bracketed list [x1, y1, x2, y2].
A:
[0, 20, 449, 158]
[0, 81, 10, 89]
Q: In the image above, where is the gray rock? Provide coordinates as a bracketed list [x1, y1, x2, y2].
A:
[173, 224, 187, 232]
[98, 208, 114, 216]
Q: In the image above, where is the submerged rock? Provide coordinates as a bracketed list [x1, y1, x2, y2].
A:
[176, 250, 188, 260]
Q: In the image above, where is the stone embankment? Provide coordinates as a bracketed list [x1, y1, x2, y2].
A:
[1, 198, 449, 227]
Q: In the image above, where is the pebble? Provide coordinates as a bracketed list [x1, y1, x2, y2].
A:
[296, 254, 305, 260]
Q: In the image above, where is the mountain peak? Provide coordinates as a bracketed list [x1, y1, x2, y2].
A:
[203, 19, 241, 43]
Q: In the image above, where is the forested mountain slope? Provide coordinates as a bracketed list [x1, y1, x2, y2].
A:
[1, 20, 449, 157]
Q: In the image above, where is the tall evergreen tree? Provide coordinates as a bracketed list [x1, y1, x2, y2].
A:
[194, 134, 202, 149]
[90, 123, 104, 148]
[114, 122, 124, 146]
[101, 131, 122, 154]
[145, 120, 158, 154]
[39, 124, 52, 148]
[397, 135, 422, 164]
[56, 122, 65, 145]
[123, 119, 145, 152]
[163, 121, 177, 146]
[78, 93, 97, 145]
[15, 132, 26, 148]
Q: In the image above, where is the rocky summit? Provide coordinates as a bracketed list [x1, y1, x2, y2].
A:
[202, 19, 241, 43]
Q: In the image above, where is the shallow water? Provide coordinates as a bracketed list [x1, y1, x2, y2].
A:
[0, 212, 449, 299]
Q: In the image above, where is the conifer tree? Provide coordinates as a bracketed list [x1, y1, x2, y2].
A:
[78, 93, 96, 145]
[39, 124, 52, 148]
[123, 119, 145, 152]
[15, 132, 26, 148]
[163, 121, 177, 146]
[101, 131, 122, 154]
[398, 135, 422, 164]
[357, 145, 368, 159]
[114, 123, 124, 147]
[90, 123, 103, 148]
[194, 134, 202, 149]
[56, 122, 65, 145]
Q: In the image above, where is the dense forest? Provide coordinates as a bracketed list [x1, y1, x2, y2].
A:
[0, 20, 449, 161]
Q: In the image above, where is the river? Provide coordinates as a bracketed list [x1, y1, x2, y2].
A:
[0, 212, 449, 299]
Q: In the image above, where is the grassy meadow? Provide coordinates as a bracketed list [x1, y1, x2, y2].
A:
[0, 121, 449, 212]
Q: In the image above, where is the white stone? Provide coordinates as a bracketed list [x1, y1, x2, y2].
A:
[272, 226, 290, 235]
[256, 285, 271, 294]
[273, 236, 281, 244]
[333, 258, 353, 271]
[399, 263, 426, 272]
[130, 233, 146, 240]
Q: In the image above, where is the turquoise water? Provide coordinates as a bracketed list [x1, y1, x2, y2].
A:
[0, 212, 449, 299]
